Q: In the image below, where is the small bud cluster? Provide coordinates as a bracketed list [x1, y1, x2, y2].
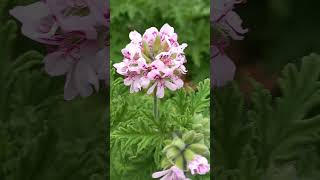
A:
[152, 131, 210, 180]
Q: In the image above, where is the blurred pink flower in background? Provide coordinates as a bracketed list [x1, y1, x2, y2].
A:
[211, 0, 248, 87]
[10, 0, 109, 100]
[113, 23, 187, 98]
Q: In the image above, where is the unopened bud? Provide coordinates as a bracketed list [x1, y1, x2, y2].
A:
[189, 143, 209, 156]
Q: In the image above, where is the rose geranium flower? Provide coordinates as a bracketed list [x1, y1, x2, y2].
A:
[113, 23, 187, 98]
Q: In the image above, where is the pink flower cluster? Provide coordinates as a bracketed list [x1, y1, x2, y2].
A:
[188, 155, 210, 175]
[10, 0, 109, 100]
[211, 0, 248, 87]
[113, 24, 187, 98]
[152, 155, 210, 180]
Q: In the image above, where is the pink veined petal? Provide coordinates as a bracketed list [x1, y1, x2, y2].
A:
[137, 58, 148, 70]
[143, 27, 159, 44]
[113, 62, 128, 75]
[9, 2, 59, 44]
[133, 78, 142, 92]
[73, 59, 96, 97]
[189, 167, 196, 175]
[187, 155, 210, 175]
[44, 51, 73, 76]
[165, 81, 177, 91]
[225, 11, 248, 34]
[156, 84, 165, 98]
[172, 77, 184, 89]
[179, 65, 187, 74]
[64, 70, 79, 101]
[124, 78, 133, 86]
[147, 82, 157, 95]
[152, 169, 171, 178]
[151, 59, 165, 70]
[160, 172, 173, 180]
[212, 53, 236, 87]
[9, 2, 50, 24]
[130, 84, 135, 93]
[147, 70, 160, 80]
[162, 68, 173, 77]
[64, 69, 78, 100]
[160, 23, 174, 34]
[128, 65, 140, 73]
[57, 16, 98, 40]
[80, 54, 101, 92]
[129, 30, 142, 43]
[140, 76, 150, 88]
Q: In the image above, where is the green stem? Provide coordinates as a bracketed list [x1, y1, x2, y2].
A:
[153, 91, 159, 121]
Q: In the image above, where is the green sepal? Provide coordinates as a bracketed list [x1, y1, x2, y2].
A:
[188, 143, 209, 156]
[153, 35, 161, 55]
[175, 156, 184, 170]
[184, 149, 196, 162]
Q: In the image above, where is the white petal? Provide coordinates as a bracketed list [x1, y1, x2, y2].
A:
[165, 81, 177, 91]
[156, 84, 165, 98]
[151, 169, 170, 178]
[147, 82, 157, 95]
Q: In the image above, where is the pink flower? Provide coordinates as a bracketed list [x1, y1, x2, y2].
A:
[188, 155, 210, 175]
[129, 31, 142, 44]
[146, 65, 178, 98]
[152, 166, 190, 180]
[212, 0, 248, 40]
[10, 0, 109, 100]
[113, 24, 187, 98]
[160, 23, 178, 47]
[212, 47, 236, 87]
[121, 43, 141, 61]
[9, 1, 58, 44]
[143, 27, 159, 46]
[211, 0, 247, 87]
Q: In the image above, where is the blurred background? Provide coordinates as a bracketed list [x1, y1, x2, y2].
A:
[232, 0, 320, 93]
[213, 1, 320, 180]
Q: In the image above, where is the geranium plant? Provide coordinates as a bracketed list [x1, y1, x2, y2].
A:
[111, 24, 210, 180]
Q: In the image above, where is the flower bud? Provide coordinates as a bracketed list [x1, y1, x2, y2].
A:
[171, 138, 186, 150]
[153, 35, 161, 55]
[160, 157, 171, 169]
[142, 40, 151, 60]
[191, 124, 202, 130]
[184, 149, 196, 162]
[174, 156, 184, 170]
[189, 143, 209, 156]
[182, 130, 196, 144]
[193, 133, 204, 143]
[166, 146, 181, 161]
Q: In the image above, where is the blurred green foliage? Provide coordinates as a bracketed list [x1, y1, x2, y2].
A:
[213, 54, 320, 180]
[110, 0, 210, 82]
[215, 1, 320, 179]
[239, 0, 320, 73]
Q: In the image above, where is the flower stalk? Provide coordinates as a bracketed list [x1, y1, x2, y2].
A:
[154, 91, 159, 121]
